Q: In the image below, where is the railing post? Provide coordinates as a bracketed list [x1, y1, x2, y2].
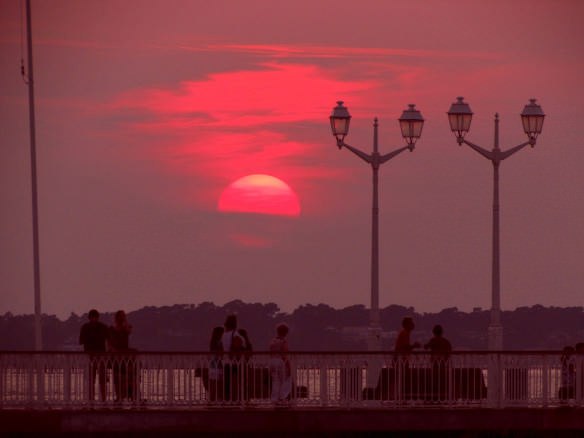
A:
[576, 353, 583, 407]
[27, 357, 35, 407]
[167, 361, 174, 406]
[487, 352, 502, 408]
[320, 357, 328, 406]
[542, 354, 549, 407]
[63, 355, 71, 405]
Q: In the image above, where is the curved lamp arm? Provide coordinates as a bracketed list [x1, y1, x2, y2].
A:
[379, 145, 411, 164]
[500, 141, 531, 161]
[462, 139, 493, 160]
[339, 141, 373, 164]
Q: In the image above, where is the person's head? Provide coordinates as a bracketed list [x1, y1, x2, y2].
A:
[562, 346, 575, 360]
[88, 309, 99, 321]
[210, 326, 224, 349]
[432, 324, 443, 337]
[114, 310, 126, 326]
[276, 323, 289, 338]
[224, 314, 237, 331]
[402, 316, 414, 331]
[575, 342, 584, 353]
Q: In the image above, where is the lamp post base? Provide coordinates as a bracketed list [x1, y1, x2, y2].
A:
[367, 325, 382, 351]
[488, 325, 503, 351]
[366, 325, 382, 387]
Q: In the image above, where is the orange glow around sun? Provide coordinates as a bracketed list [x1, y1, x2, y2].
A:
[218, 174, 301, 217]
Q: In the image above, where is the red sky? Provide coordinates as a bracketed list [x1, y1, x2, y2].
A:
[1, 0, 583, 320]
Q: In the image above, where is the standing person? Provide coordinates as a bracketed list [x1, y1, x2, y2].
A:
[208, 326, 224, 402]
[393, 316, 420, 401]
[79, 309, 109, 401]
[424, 325, 452, 359]
[576, 342, 584, 400]
[423, 324, 452, 401]
[269, 323, 291, 405]
[108, 310, 135, 401]
[559, 346, 576, 403]
[221, 314, 246, 402]
[237, 328, 253, 401]
[394, 316, 421, 354]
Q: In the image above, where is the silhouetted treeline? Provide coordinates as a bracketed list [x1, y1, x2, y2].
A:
[1, 301, 583, 351]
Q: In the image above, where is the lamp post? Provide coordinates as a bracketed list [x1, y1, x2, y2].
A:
[330, 101, 424, 350]
[447, 97, 545, 350]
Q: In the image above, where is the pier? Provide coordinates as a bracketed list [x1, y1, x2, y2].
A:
[1, 351, 583, 434]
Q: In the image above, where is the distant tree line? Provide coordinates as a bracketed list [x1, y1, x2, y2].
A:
[1, 301, 583, 351]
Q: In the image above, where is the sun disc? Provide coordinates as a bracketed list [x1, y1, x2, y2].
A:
[218, 174, 301, 216]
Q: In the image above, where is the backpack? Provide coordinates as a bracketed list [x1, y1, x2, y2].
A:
[229, 330, 251, 361]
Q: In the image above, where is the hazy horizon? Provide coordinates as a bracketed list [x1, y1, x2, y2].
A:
[1, 1, 583, 320]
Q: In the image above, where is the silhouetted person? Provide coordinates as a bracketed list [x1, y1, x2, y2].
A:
[394, 316, 420, 354]
[221, 314, 247, 402]
[270, 323, 291, 404]
[236, 327, 253, 401]
[424, 324, 452, 401]
[108, 310, 136, 401]
[237, 328, 253, 361]
[79, 309, 108, 401]
[208, 326, 224, 402]
[576, 342, 584, 399]
[393, 317, 420, 401]
[559, 346, 575, 403]
[424, 324, 452, 359]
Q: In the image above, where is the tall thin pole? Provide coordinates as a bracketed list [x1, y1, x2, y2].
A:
[370, 118, 380, 333]
[489, 114, 502, 350]
[25, 0, 42, 351]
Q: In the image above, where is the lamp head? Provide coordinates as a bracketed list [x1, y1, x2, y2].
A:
[398, 104, 424, 150]
[447, 96, 473, 145]
[330, 101, 351, 148]
[521, 98, 545, 146]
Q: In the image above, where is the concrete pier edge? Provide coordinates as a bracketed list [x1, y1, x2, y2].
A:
[1, 408, 584, 434]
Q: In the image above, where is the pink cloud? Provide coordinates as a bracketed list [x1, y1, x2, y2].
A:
[159, 43, 501, 61]
[229, 233, 273, 248]
[112, 62, 377, 128]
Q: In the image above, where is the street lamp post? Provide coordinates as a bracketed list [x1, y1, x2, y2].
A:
[447, 97, 545, 350]
[330, 101, 424, 350]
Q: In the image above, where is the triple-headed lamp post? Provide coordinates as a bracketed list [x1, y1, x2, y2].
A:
[330, 101, 424, 350]
[447, 97, 545, 350]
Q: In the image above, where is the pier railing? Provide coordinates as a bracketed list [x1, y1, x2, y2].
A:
[1, 351, 582, 409]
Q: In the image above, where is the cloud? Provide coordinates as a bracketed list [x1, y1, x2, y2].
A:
[161, 43, 501, 61]
[111, 62, 377, 128]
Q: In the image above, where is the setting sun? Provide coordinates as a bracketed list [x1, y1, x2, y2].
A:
[217, 174, 301, 216]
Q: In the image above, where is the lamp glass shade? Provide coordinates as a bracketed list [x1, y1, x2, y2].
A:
[330, 117, 349, 136]
[521, 99, 545, 138]
[398, 104, 424, 144]
[330, 101, 351, 137]
[447, 97, 473, 138]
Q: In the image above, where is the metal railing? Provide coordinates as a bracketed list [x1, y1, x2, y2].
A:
[1, 351, 582, 409]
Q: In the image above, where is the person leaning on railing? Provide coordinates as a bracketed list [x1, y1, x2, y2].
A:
[221, 314, 247, 402]
[269, 323, 291, 405]
[423, 324, 452, 402]
[107, 310, 137, 402]
[79, 309, 108, 402]
[208, 326, 224, 402]
[559, 346, 576, 403]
